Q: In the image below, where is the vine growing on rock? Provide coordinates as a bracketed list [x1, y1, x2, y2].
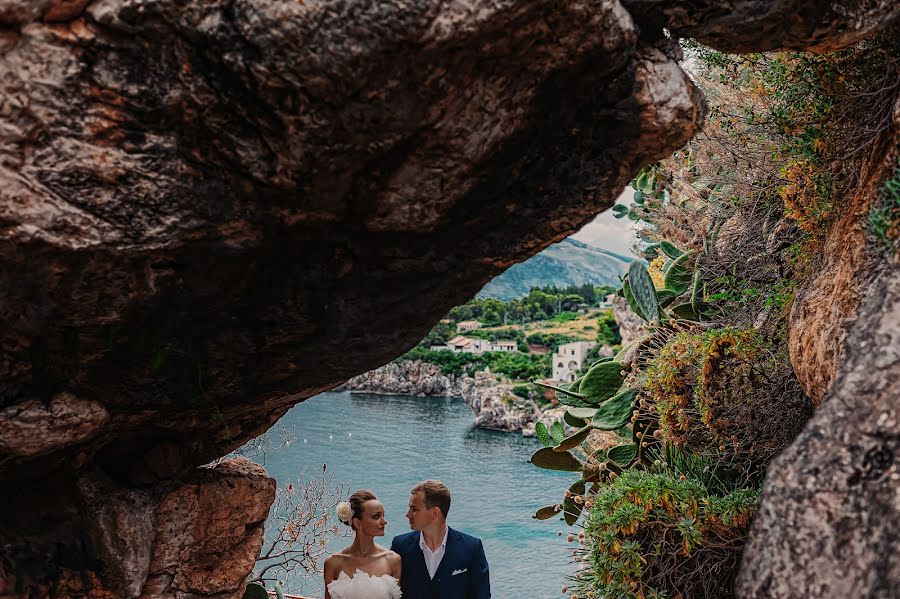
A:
[868, 159, 900, 256]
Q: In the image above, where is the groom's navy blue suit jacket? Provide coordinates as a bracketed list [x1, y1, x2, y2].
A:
[390, 528, 490, 599]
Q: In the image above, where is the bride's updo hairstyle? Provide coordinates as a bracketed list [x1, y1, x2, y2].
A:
[337, 489, 377, 528]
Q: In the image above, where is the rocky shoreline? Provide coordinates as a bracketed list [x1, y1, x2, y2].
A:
[341, 360, 559, 434]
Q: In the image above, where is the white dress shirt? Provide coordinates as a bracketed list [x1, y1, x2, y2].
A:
[419, 526, 449, 579]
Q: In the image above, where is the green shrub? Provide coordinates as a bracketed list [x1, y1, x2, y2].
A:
[549, 311, 578, 322]
[486, 352, 551, 380]
[398, 348, 480, 376]
[573, 471, 758, 599]
[643, 332, 707, 451]
[417, 321, 454, 348]
[868, 159, 900, 255]
[596, 309, 622, 346]
[511, 384, 532, 399]
[642, 328, 811, 480]
[398, 348, 550, 380]
[697, 329, 811, 476]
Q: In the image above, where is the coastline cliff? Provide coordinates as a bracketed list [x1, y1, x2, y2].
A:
[342, 360, 546, 433]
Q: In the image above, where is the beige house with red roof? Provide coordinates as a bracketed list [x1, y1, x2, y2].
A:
[456, 320, 483, 332]
[434, 336, 517, 354]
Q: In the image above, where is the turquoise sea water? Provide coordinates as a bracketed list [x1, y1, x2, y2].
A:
[257, 390, 576, 598]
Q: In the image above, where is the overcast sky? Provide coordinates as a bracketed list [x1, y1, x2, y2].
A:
[570, 187, 641, 258]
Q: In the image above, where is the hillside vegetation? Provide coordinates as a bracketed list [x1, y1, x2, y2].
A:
[399, 284, 622, 381]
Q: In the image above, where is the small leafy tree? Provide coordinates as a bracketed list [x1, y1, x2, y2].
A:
[595, 310, 621, 346]
[215, 430, 349, 595]
[481, 308, 501, 326]
[252, 465, 349, 590]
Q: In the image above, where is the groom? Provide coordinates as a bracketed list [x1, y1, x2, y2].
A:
[390, 480, 491, 598]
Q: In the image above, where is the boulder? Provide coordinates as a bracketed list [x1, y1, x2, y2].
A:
[738, 261, 900, 598]
[0, 0, 701, 485]
[610, 294, 646, 346]
[2, 457, 274, 598]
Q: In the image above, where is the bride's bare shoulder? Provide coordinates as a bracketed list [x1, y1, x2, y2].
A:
[325, 548, 353, 569]
[380, 547, 402, 566]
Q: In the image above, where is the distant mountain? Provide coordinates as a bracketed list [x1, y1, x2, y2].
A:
[477, 238, 636, 300]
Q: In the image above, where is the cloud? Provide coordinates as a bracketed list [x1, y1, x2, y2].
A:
[570, 187, 640, 257]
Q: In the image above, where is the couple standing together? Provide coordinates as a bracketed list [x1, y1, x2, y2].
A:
[324, 480, 490, 599]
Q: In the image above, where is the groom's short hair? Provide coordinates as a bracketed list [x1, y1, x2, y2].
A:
[412, 480, 451, 518]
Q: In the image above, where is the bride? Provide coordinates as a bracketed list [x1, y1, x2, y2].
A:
[324, 490, 402, 599]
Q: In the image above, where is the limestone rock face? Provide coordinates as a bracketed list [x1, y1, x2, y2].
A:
[467, 370, 537, 432]
[345, 360, 462, 399]
[788, 218, 869, 404]
[738, 264, 900, 598]
[787, 164, 887, 403]
[610, 294, 646, 346]
[345, 360, 538, 433]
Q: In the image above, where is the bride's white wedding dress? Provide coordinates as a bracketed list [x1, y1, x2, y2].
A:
[327, 569, 402, 599]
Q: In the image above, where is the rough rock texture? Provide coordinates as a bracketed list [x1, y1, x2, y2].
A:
[788, 131, 895, 404]
[345, 360, 466, 399]
[624, 0, 900, 53]
[345, 360, 540, 432]
[1, 457, 274, 598]
[0, 391, 108, 457]
[0, 0, 701, 481]
[610, 294, 646, 345]
[789, 214, 870, 404]
[738, 264, 900, 598]
[0, 0, 91, 24]
[467, 372, 538, 432]
[0, 0, 897, 596]
[141, 458, 274, 598]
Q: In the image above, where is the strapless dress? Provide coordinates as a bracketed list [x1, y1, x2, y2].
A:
[327, 569, 402, 599]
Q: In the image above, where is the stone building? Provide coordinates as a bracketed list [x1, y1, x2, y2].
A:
[456, 320, 483, 332]
[438, 336, 518, 354]
[552, 341, 597, 382]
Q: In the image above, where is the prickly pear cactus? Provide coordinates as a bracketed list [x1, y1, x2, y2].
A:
[579, 360, 627, 405]
[664, 251, 693, 293]
[628, 261, 660, 322]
